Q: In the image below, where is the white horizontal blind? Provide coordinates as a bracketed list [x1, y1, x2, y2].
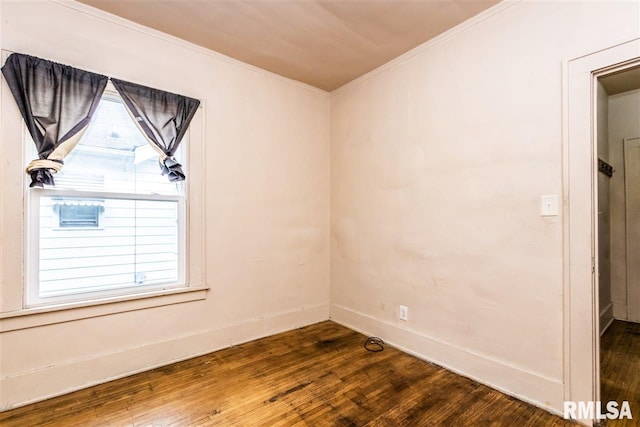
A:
[39, 197, 179, 298]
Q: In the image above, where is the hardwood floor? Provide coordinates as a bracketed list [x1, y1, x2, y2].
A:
[0, 321, 574, 426]
[601, 320, 640, 427]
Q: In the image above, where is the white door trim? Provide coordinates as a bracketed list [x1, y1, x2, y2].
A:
[563, 38, 640, 425]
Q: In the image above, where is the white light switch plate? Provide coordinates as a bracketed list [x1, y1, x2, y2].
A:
[541, 195, 559, 216]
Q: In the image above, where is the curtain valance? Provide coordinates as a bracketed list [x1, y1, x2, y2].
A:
[1, 53, 200, 186]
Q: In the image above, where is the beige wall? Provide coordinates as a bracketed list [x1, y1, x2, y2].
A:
[597, 83, 613, 332]
[330, 0, 639, 414]
[610, 89, 640, 321]
[0, 0, 329, 409]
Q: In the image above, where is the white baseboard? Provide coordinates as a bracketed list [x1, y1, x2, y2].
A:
[0, 303, 330, 411]
[600, 303, 614, 335]
[330, 303, 565, 417]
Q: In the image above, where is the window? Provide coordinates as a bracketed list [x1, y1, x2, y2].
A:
[26, 91, 186, 307]
[55, 199, 103, 228]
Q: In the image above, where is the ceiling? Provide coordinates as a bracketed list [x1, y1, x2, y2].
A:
[77, 0, 500, 91]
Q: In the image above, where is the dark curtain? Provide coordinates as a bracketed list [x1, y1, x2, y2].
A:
[1, 53, 108, 187]
[111, 79, 200, 182]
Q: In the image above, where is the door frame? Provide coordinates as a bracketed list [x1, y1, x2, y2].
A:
[564, 38, 640, 425]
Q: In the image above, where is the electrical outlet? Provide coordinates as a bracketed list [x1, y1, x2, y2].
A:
[399, 305, 408, 321]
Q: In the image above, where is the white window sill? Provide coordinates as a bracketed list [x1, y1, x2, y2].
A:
[0, 285, 209, 332]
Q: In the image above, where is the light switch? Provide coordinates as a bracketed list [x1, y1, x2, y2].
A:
[541, 195, 558, 216]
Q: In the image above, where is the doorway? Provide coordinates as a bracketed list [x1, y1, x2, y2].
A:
[596, 65, 640, 426]
[596, 66, 640, 331]
[565, 38, 640, 426]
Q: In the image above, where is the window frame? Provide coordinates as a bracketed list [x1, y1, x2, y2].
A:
[23, 91, 188, 308]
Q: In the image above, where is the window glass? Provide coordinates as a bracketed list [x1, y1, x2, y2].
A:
[28, 94, 185, 306]
[56, 199, 103, 228]
[39, 196, 179, 299]
[55, 96, 181, 196]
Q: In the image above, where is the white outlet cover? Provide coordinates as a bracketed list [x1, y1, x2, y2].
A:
[541, 195, 559, 216]
[399, 305, 408, 321]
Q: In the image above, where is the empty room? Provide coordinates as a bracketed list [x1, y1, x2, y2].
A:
[0, 0, 639, 426]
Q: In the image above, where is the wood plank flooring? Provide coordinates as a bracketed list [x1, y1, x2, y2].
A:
[0, 321, 574, 426]
[600, 320, 640, 427]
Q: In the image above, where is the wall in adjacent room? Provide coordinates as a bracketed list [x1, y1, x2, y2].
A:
[0, 0, 330, 410]
[610, 88, 640, 321]
[330, 0, 639, 414]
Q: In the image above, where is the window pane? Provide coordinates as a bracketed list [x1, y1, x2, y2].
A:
[39, 196, 179, 298]
[54, 96, 182, 196]
[56, 199, 103, 228]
